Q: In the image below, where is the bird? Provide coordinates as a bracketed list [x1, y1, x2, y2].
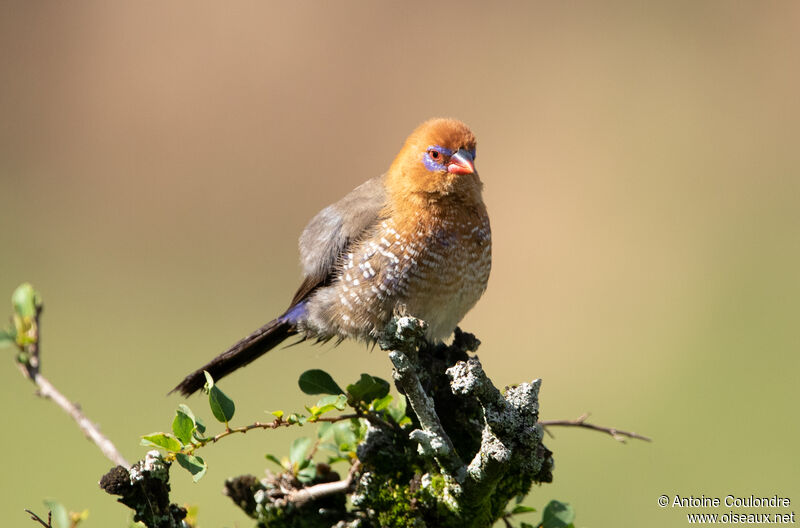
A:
[172, 118, 491, 396]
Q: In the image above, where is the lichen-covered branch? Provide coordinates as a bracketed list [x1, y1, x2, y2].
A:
[382, 317, 465, 482]
[447, 358, 548, 523]
[364, 316, 553, 527]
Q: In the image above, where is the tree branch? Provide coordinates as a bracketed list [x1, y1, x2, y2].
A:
[16, 302, 130, 468]
[24, 509, 51, 528]
[380, 316, 466, 482]
[287, 461, 361, 507]
[539, 413, 652, 443]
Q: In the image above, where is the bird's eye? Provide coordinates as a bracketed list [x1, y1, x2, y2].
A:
[430, 150, 440, 160]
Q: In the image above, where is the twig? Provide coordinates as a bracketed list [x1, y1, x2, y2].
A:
[539, 413, 651, 443]
[15, 303, 130, 468]
[24, 509, 52, 528]
[287, 460, 362, 507]
[207, 413, 362, 443]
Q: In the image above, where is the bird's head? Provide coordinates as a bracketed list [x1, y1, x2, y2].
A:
[386, 118, 481, 201]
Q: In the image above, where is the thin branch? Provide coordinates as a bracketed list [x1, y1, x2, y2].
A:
[15, 303, 130, 468]
[206, 413, 362, 444]
[539, 413, 651, 443]
[24, 509, 52, 528]
[287, 461, 362, 507]
[195, 408, 395, 449]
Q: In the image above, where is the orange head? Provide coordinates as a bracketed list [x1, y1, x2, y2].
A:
[385, 118, 481, 203]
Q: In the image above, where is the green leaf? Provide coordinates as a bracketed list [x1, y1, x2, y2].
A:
[0, 328, 13, 348]
[194, 416, 206, 434]
[298, 369, 344, 395]
[172, 405, 196, 444]
[316, 394, 347, 410]
[520, 523, 535, 528]
[43, 499, 70, 528]
[371, 393, 393, 411]
[317, 422, 333, 439]
[297, 465, 317, 483]
[265, 453, 283, 468]
[346, 374, 390, 405]
[541, 500, 575, 528]
[271, 410, 284, 419]
[175, 453, 207, 482]
[141, 432, 182, 452]
[289, 437, 313, 466]
[204, 372, 235, 423]
[512, 505, 537, 514]
[319, 442, 341, 454]
[312, 394, 348, 416]
[332, 420, 357, 452]
[387, 394, 409, 425]
[12, 283, 40, 318]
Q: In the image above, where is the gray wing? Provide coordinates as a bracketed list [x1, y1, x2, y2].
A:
[289, 174, 387, 306]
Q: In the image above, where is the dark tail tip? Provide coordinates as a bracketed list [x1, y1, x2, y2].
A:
[170, 318, 297, 397]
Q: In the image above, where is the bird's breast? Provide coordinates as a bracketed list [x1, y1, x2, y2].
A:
[302, 202, 491, 343]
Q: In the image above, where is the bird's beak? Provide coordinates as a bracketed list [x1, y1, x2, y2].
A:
[447, 149, 476, 175]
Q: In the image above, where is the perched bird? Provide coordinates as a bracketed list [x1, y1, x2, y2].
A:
[173, 118, 491, 396]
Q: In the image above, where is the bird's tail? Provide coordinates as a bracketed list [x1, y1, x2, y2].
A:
[171, 317, 298, 396]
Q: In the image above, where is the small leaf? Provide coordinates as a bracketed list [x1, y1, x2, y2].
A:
[332, 421, 357, 452]
[297, 465, 317, 483]
[203, 370, 215, 389]
[312, 394, 348, 416]
[387, 394, 409, 425]
[316, 394, 347, 410]
[205, 374, 235, 423]
[141, 432, 182, 452]
[43, 499, 70, 528]
[371, 393, 393, 411]
[0, 328, 14, 348]
[317, 422, 333, 439]
[175, 453, 207, 482]
[12, 283, 40, 319]
[319, 442, 341, 454]
[194, 416, 206, 434]
[172, 406, 196, 445]
[271, 410, 284, 419]
[298, 369, 344, 395]
[541, 500, 575, 528]
[512, 505, 537, 514]
[265, 453, 283, 468]
[289, 437, 313, 466]
[346, 373, 390, 404]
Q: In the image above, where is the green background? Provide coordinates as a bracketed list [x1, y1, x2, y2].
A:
[1, 2, 798, 526]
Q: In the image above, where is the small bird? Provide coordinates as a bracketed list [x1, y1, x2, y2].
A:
[173, 118, 491, 396]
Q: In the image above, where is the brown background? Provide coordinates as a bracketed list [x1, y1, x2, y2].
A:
[1, 2, 798, 526]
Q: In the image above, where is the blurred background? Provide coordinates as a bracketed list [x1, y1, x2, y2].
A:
[1, 1, 798, 526]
